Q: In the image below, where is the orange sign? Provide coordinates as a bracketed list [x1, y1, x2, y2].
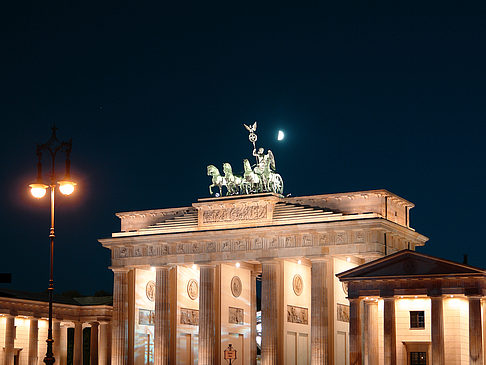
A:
[224, 344, 237, 360]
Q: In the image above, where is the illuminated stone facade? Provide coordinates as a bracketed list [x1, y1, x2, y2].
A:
[100, 190, 428, 364]
[337, 250, 486, 365]
[0, 290, 112, 365]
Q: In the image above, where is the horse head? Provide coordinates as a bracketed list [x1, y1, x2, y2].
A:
[207, 165, 219, 176]
[223, 162, 233, 175]
[243, 159, 251, 173]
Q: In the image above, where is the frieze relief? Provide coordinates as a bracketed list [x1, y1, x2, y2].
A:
[134, 247, 143, 257]
[267, 237, 279, 249]
[147, 246, 157, 256]
[287, 305, 308, 324]
[251, 237, 263, 249]
[232, 239, 247, 251]
[337, 303, 350, 322]
[202, 204, 267, 224]
[112, 228, 375, 259]
[285, 236, 295, 248]
[229, 307, 244, 324]
[302, 234, 313, 247]
[336, 232, 347, 244]
[180, 308, 199, 326]
[139, 309, 155, 325]
[206, 241, 217, 252]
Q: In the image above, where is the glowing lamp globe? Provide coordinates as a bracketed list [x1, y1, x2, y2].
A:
[58, 180, 76, 195]
[29, 183, 48, 199]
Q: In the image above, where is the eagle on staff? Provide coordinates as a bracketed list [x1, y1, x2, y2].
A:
[207, 122, 284, 196]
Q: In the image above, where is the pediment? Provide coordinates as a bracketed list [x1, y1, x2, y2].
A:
[338, 250, 485, 279]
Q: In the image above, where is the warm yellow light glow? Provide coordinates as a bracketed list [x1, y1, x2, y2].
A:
[297, 259, 302, 265]
[29, 183, 48, 199]
[346, 257, 351, 262]
[192, 264, 197, 270]
[150, 266, 156, 272]
[236, 262, 240, 268]
[58, 180, 76, 195]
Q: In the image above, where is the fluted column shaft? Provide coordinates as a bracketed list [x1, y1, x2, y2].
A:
[364, 301, 379, 365]
[250, 271, 258, 365]
[112, 268, 129, 365]
[4, 315, 15, 365]
[28, 318, 39, 365]
[53, 320, 61, 362]
[198, 265, 216, 365]
[261, 261, 279, 365]
[155, 266, 170, 365]
[469, 296, 483, 365]
[60, 326, 68, 365]
[311, 259, 329, 365]
[349, 298, 362, 365]
[99, 322, 112, 365]
[383, 297, 396, 365]
[73, 321, 83, 365]
[430, 296, 445, 365]
[90, 322, 99, 365]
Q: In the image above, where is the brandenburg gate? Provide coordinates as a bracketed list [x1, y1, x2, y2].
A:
[98, 124, 428, 364]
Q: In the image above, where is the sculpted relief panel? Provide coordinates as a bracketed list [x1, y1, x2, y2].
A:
[287, 305, 308, 325]
[202, 205, 267, 224]
[180, 308, 199, 326]
[113, 228, 373, 259]
[228, 307, 244, 324]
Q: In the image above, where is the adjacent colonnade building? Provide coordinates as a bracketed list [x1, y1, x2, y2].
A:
[0, 289, 112, 365]
[99, 189, 427, 365]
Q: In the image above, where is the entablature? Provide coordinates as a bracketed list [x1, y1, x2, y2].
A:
[100, 218, 427, 268]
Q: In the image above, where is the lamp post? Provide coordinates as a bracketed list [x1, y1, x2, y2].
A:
[29, 126, 76, 365]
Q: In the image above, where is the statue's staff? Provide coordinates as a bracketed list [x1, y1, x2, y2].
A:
[243, 121, 258, 164]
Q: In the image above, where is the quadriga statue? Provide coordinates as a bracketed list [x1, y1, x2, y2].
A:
[206, 122, 284, 196]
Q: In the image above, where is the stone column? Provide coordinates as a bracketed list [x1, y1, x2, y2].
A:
[28, 317, 39, 365]
[469, 296, 483, 365]
[155, 266, 170, 365]
[73, 321, 83, 365]
[383, 297, 396, 365]
[99, 321, 112, 365]
[349, 298, 362, 365]
[53, 320, 61, 362]
[483, 299, 486, 365]
[364, 300, 379, 365]
[60, 325, 68, 365]
[261, 260, 279, 365]
[198, 264, 216, 365]
[250, 271, 258, 365]
[311, 259, 329, 365]
[90, 322, 99, 365]
[112, 268, 129, 365]
[4, 314, 15, 365]
[430, 296, 445, 365]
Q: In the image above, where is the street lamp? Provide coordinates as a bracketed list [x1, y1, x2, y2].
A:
[29, 126, 76, 365]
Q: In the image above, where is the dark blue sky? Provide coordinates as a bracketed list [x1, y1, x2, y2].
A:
[1, 2, 486, 295]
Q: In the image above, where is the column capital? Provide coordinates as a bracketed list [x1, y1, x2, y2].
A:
[380, 289, 395, 298]
[427, 288, 443, 297]
[196, 262, 217, 268]
[308, 256, 330, 263]
[153, 265, 170, 270]
[348, 297, 362, 303]
[89, 321, 100, 327]
[258, 258, 280, 265]
[110, 266, 130, 273]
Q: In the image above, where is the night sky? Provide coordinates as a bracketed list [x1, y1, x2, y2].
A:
[1, 2, 486, 295]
